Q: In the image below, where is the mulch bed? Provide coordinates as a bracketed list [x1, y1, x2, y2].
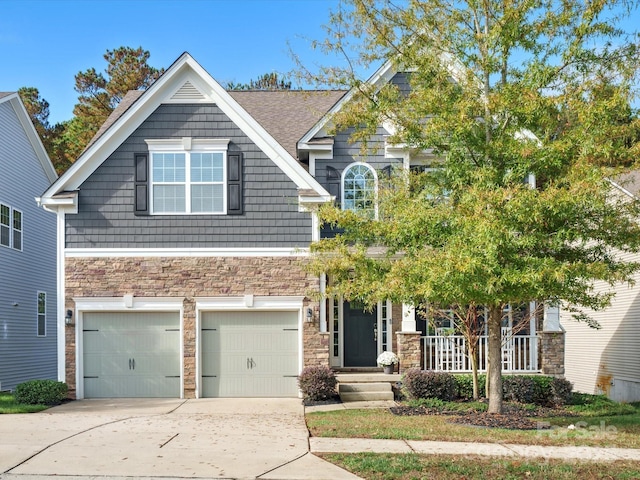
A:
[390, 402, 574, 430]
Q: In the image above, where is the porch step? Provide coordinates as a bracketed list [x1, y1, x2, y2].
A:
[339, 383, 394, 402]
[340, 382, 392, 392]
[336, 373, 401, 383]
[337, 375, 398, 402]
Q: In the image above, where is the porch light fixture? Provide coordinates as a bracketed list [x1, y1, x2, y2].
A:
[306, 307, 313, 322]
[65, 309, 74, 326]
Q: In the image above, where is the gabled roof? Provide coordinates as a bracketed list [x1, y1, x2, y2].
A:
[298, 59, 401, 150]
[86, 89, 346, 161]
[0, 92, 57, 183]
[40, 52, 333, 203]
[229, 90, 345, 159]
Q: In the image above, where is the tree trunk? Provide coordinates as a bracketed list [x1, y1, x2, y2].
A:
[470, 347, 479, 400]
[487, 305, 503, 413]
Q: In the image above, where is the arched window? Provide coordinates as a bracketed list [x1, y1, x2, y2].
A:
[341, 162, 377, 218]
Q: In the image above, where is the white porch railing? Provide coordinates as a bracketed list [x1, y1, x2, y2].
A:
[421, 334, 539, 372]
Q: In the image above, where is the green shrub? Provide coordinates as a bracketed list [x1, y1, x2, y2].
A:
[503, 375, 536, 403]
[454, 374, 486, 400]
[501, 375, 573, 406]
[530, 375, 553, 405]
[403, 369, 456, 401]
[297, 366, 337, 401]
[549, 377, 573, 406]
[14, 380, 68, 405]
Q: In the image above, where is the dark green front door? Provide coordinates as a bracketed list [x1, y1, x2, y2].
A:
[344, 302, 378, 367]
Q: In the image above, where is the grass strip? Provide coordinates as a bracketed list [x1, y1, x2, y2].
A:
[319, 453, 640, 480]
[0, 393, 50, 414]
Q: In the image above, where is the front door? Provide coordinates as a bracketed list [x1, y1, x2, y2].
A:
[344, 302, 378, 367]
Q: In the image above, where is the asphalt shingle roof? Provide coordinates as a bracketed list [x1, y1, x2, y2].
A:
[228, 90, 345, 158]
[86, 89, 345, 160]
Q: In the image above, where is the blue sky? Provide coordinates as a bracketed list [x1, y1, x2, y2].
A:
[0, 0, 343, 124]
[2, 1, 638, 125]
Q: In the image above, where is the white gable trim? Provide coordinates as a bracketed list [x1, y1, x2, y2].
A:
[40, 53, 330, 202]
[298, 59, 400, 151]
[0, 93, 57, 183]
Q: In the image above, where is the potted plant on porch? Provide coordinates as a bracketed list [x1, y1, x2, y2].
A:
[377, 351, 399, 374]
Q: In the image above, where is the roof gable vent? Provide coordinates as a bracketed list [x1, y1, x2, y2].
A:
[169, 81, 208, 102]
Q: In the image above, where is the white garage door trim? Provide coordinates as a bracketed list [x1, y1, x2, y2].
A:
[73, 297, 184, 400]
[195, 296, 304, 398]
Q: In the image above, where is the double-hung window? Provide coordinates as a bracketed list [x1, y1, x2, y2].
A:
[146, 138, 229, 214]
[1, 203, 22, 250]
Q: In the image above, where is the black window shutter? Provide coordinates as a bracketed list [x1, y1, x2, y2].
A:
[227, 152, 243, 215]
[326, 166, 341, 206]
[134, 153, 149, 215]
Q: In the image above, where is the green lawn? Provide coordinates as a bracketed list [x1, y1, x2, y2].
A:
[311, 397, 640, 479]
[319, 453, 640, 480]
[0, 392, 50, 414]
[306, 396, 640, 449]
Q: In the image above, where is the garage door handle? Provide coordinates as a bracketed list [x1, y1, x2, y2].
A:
[129, 358, 132, 370]
[247, 357, 256, 369]
[132, 358, 135, 370]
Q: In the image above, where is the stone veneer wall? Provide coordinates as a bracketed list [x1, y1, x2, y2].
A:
[65, 256, 324, 398]
[539, 331, 565, 376]
[397, 332, 422, 373]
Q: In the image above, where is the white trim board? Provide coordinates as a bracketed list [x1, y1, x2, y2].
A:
[65, 247, 310, 258]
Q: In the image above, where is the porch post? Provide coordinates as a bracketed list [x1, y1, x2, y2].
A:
[397, 303, 421, 372]
[401, 303, 417, 332]
[543, 304, 561, 332]
[540, 303, 565, 376]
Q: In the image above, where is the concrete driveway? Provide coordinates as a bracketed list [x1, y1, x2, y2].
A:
[0, 398, 359, 480]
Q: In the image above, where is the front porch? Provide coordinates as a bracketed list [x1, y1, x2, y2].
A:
[322, 299, 564, 376]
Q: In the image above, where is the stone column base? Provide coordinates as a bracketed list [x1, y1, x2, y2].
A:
[539, 330, 565, 376]
[397, 332, 422, 373]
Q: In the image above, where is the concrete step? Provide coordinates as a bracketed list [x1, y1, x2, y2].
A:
[336, 373, 401, 383]
[338, 381, 395, 402]
[339, 390, 395, 402]
[339, 382, 392, 393]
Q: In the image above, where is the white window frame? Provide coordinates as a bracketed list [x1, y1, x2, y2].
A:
[0, 203, 23, 251]
[341, 162, 378, 218]
[37, 291, 46, 337]
[146, 138, 230, 215]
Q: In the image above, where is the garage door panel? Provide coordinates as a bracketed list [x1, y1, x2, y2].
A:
[201, 311, 299, 397]
[83, 312, 180, 398]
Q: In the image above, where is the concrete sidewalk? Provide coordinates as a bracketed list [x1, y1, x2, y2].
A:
[309, 437, 640, 462]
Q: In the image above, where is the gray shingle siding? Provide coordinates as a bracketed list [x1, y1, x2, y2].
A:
[315, 126, 403, 194]
[390, 71, 412, 95]
[66, 104, 312, 248]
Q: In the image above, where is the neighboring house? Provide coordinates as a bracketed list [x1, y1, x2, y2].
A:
[561, 173, 640, 402]
[38, 53, 564, 399]
[0, 92, 58, 391]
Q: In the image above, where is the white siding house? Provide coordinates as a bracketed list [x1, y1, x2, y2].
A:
[0, 92, 58, 391]
[562, 174, 640, 402]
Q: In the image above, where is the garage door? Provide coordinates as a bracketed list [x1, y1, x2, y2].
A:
[201, 311, 299, 397]
[83, 312, 180, 398]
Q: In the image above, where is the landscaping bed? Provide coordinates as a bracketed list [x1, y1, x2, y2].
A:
[390, 401, 575, 430]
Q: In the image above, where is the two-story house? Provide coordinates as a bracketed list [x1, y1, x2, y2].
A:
[0, 92, 58, 391]
[38, 53, 563, 399]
